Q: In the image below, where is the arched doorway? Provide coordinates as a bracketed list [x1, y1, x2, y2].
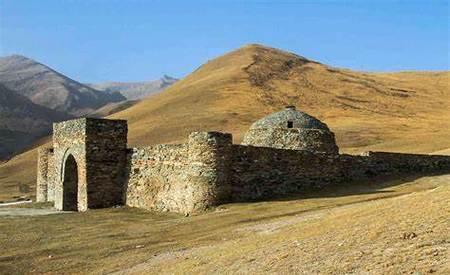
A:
[63, 154, 78, 211]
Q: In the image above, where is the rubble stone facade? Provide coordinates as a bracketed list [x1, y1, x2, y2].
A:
[36, 108, 450, 214]
[37, 118, 127, 211]
[36, 148, 54, 202]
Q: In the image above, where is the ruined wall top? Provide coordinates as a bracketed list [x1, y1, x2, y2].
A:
[53, 117, 127, 134]
[53, 117, 128, 148]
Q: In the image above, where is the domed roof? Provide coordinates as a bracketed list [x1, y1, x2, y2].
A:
[242, 106, 339, 154]
[249, 106, 329, 131]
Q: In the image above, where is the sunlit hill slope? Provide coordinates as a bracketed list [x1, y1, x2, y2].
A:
[0, 44, 449, 201]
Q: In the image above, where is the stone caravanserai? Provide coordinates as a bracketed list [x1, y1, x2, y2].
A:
[36, 106, 450, 214]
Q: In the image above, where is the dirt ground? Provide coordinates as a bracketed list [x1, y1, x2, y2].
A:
[0, 207, 59, 217]
[0, 174, 448, 274]
[114, 176, 450, 275]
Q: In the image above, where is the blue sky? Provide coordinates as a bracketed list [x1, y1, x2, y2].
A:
[0, 0, 448, 83]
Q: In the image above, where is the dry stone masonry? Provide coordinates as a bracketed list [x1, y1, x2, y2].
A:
[36, 107, 450, 214]
[242, 106, 339, 154]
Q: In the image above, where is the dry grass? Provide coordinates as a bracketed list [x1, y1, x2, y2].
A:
[0, 148, 39, 202]
[138, 176, 449, 275]
[0, 44, 449, 202]
[0, 174, 448, 274]
[0, 44, 449, 273]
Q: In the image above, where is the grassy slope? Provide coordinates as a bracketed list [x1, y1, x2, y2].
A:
[0, 174, 448, 274]
[0, 44, 449, 274]
[111, 44, 450, 153]
[0, 44, 449, 201]
[0, 138, 50, 202]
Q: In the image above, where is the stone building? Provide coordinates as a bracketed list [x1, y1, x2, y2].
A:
[36, 106, 450, 214]
[242, 106, 338, 153]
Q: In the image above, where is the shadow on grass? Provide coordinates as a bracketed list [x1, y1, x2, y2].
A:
[232, 168, 450, 204]
[229, 170, 450, 224]
[270, 171, 449, 201]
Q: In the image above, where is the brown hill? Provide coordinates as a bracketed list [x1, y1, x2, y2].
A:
[0, 44, 449, 201]
[0, 84, 71, 160]
[111, 44, 450, 153]
[0, 55, 126, 116]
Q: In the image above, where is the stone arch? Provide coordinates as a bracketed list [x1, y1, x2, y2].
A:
[60, 148, 75, 182]
[62, 154, 79, 211]
[51, 118, 128, 211]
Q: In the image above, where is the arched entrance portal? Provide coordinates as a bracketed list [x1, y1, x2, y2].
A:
[63, 154, 78, 211]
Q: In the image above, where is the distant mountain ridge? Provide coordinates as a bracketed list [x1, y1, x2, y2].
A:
[0, 54, 178, 160]
[88, 75, 178, 100]
[0, 83, 72, 159]
[0, 55, 126, 116]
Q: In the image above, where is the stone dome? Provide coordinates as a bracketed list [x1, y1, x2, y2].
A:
[242, 106, 339, 154]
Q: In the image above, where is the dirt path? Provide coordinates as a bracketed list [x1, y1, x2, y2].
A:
[0, 200, 32, 206]
[0, 207, 59, 216]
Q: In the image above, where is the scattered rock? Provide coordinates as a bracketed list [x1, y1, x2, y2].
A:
[402, 232, 417, 240]
[135, 245, 144, 249]
[215, 207, 228, 212]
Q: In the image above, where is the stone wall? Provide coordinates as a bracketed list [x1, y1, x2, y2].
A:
[46, 153, 56, 202]
[51, 118, 127, 211]
[184, 131, 232, 212]
[84, 118, 128, 209]
[37, 120, 450, 214]
[52, 118, 88, 211]
[125, 144, 189, 212]
[352, 151, 450, 176]
[229, 146, 450, 201]
[36, 148, 54, 202]
[125, 132, 233, 214]
[230, 145, 341, 201]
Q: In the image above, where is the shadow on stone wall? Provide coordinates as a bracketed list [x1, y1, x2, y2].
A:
[248, 170, 449, 203]
[229, 171, 449, 225]
[121, 150, 133, 205]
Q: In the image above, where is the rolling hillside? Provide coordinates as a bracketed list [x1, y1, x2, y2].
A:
[0, 44, 449, 201]
[111, 44, 450, 152]
[0, 55, 125, 115]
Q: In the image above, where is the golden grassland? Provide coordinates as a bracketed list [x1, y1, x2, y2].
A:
[0, 44, 449, 274]
[0, 44, 449, 202]
[0, 174, 448, 274]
